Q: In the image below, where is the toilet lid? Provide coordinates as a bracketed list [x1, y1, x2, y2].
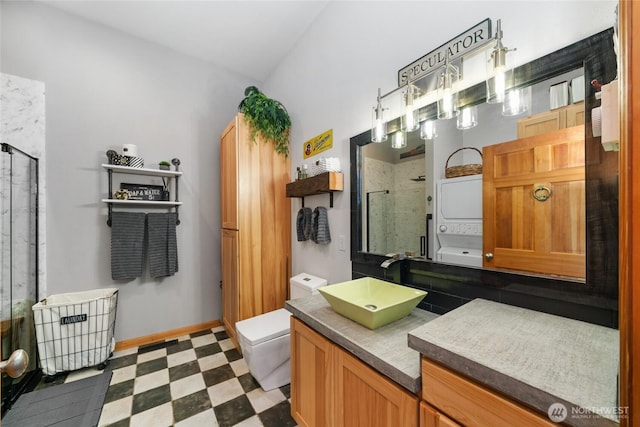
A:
[235, 308, 291, 346]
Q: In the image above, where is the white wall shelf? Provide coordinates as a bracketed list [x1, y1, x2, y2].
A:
[102, 161, 182, 226]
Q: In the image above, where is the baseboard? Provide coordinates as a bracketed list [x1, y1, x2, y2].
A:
[114, 320, 223, 352]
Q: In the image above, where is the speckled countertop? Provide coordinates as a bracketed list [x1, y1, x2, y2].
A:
[408, 299, 620, 426]
[285, 294, 439, 393]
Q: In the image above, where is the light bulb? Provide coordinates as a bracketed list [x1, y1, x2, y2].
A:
[391, 131, 406, 149]
[371, 88, 387, 142]
[457, 106, 478, 130]
[494, 67, 506, 103]
[401, 87, 419, 132]
[420, 120, 437, 140]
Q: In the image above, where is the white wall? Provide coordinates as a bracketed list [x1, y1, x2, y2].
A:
[1, 1, 257, 341]
[0, 0, 617, 341]
[263, 0, 617, 285]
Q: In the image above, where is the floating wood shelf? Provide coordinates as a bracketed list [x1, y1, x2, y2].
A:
[286, 172, 343, 208]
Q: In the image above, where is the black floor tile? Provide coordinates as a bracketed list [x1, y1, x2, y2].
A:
[194, 342, 222, 358]
[166, 339, 194, 355]
[213, 394, 256, 427]
[190, 329, 214, 338]
[259, 400, 297, 427]
[202, 364, 236, 388]
[172, 389, 212, 423]
[214, 330, 229, 341]
[138, 339, 178, 354]
[168, 359, 201, 382]
[131, 384, 172, 415]
[238, 373, 261, 393]
[279, 383, 291, 400]
[224, 348, 242, 363]
[135, 357, 168, 377]
[107, 353, 137, 370]
[104, 378, 134, 404]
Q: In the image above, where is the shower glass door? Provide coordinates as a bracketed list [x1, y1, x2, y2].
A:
[1, 143, 39, 414]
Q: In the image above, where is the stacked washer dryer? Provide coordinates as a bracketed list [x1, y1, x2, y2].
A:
[435, 175, 483, 267]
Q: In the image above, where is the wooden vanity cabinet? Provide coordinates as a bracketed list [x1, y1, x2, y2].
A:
[420, 402, 461, 427]
[291, 317, 419, 427]
[220, 113, 291, 348]
[517, 101, 584, 138]
[420, 358, 555, 427]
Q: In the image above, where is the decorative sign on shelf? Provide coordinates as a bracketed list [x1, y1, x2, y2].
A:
[120, 183, 169, 201]
[398, 18, 492, 86]
[303, 129, 333, 159]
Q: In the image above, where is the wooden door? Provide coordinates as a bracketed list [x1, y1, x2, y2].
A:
[335, 346, 418, 427]
[290, 317, 333, 427]
[221, 229, 239, 348]
[220, 118, 238, 230]
[483, 125, 586, 278]
[420, 402, 461, 427]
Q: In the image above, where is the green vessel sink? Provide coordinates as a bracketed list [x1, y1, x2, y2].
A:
[318, 277, 427, 329]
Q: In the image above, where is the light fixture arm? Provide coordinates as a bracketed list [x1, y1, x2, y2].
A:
[490, 19, 516, 69]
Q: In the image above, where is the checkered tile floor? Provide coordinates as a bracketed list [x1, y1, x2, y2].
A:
[33, 326, 297, 427]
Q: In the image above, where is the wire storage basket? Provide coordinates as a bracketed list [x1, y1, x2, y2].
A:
[445, 147, 483, 178]
[32, 288, 118, 376]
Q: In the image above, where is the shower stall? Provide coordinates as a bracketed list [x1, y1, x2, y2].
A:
[1, 142, 39, 414]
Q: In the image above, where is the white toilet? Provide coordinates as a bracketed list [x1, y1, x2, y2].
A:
[235, 272, 327, 391]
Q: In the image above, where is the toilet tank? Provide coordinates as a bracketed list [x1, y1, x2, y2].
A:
[290, 273, 327, 299]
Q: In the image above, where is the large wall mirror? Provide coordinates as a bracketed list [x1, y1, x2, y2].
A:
[351, 28, 618, 293]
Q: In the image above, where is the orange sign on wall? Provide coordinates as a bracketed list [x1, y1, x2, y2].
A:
[303, 129, 333, 159]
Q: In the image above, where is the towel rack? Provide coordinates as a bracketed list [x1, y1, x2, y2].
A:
[102, 163, 183, 226]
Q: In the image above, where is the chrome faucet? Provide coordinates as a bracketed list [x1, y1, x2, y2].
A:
[380, 254, 405, 269]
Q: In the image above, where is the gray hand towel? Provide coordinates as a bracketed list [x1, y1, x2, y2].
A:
[296, 207, 313, 241]
[312, 206, 331, 244]
[147, 213, 178, 278]
[111, 212, 146, 280]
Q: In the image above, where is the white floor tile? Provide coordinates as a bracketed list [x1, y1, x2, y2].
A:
[191, 333, 217, 348]
[170, 373, 206, 400]
[207, 377, 244, 407]
[137, 348, 167, 363]
[174, 408, 219, 427]
[134, 368, 170, 394]
[218, 338, 236, 351]
[98, 395, 133, 426]
[110, 364, 136, 385]
[130, 401, 173, 427]
[246, 387, 286, 413]
[234, 415, 265, 427]
[167, 348, 197, 368]
[198, 352, 228, 371]
[230, 358, 249, 377]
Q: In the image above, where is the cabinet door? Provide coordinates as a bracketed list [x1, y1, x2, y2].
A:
[421, 358, 555, 427]
[565, 102, 585, 127]
[290, 317, 333, 427]
[220, 118, 238, 229]
[483, 125, 585, 278]
[221, 229, 239, 348]
[517, 109, 564, 138]
[420, 402, 461, 427]
[335, 347, 418, 427]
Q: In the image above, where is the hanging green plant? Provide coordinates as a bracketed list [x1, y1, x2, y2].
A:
[238, 86, 291, 157]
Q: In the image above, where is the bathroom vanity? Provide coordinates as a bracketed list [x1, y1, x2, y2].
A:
[287, 295, 619, 427]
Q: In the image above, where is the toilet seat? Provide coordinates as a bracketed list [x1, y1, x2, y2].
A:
[235, 308, 291, 346]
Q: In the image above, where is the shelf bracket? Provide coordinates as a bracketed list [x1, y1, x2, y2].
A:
[298, 192, 333, 208]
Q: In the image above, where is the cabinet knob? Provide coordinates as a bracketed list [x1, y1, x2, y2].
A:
[485, 252, 494, 261]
